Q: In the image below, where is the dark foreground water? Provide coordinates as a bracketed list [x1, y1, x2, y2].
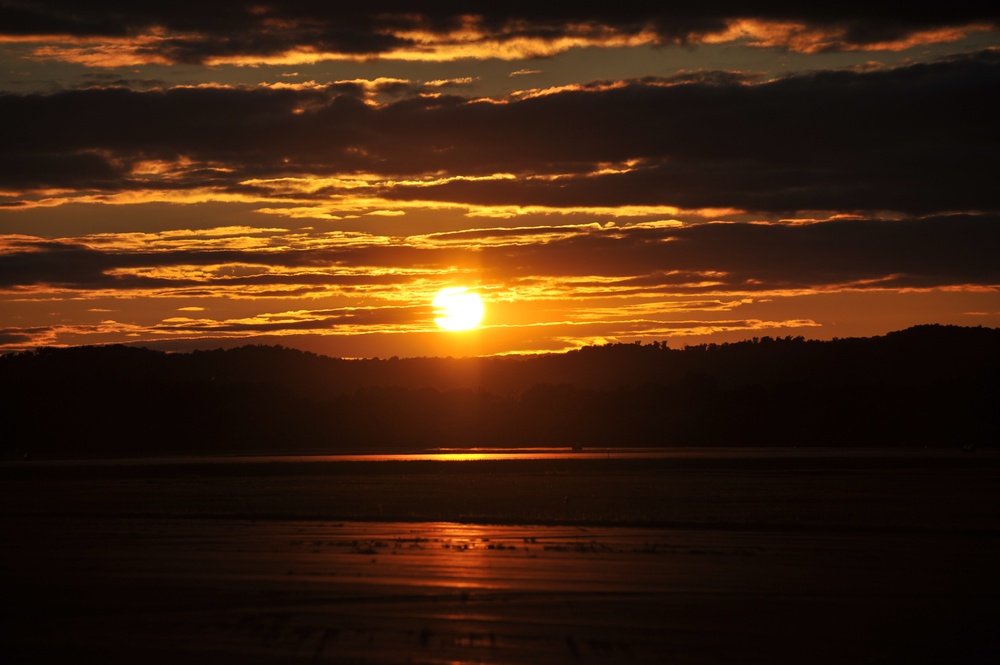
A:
[2, 450, 999, 663]
[4, 518, 999, 664]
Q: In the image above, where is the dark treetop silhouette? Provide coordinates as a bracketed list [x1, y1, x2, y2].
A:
[2, 325, 997, 458]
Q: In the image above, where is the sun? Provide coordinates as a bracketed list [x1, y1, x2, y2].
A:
[433, 287, 485, 331]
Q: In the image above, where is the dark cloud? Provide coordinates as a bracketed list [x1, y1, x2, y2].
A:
[0, 307, 420, 350]
[4, 53, 996, 214]
[0, 236, 461, 291]
[476, 215, 1000, 291]
[0, 241, 208, 290]
[378, 53, 1000, 214]
[0, 329, 36, 345]
[77, 74, 167, 90]
[157, 306, 423, 333]
[0, 151, 130, 189]
[2, 215, 997, 294]
[0, 2, 127, 37]
[0, 240, 118, 288]
[2, 3, 996, 60]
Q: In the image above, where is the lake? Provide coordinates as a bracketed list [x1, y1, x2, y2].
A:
[3, 448, 999, 663]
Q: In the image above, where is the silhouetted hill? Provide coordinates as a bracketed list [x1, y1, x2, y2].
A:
[2, 325, 998, 457]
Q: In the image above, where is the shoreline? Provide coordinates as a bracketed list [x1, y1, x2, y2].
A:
[4, 444, 997, 468]
[4, 450, 999, 532]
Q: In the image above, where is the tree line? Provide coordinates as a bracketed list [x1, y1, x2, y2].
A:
[2, 324, 997, 457]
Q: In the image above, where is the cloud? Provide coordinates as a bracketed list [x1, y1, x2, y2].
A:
[0, 304, 430, 351]
[4, 53, 996, 215]
[2, 4, 996, 64]
[3, 210, 996, 352]
[2, 215, 997, 299]
[152, 306, 426, 334]
[479, 215, 1000, 294]
[0, 329, 36, 345]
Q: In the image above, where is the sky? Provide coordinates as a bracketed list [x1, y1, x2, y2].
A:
[1, 3, 998, 357]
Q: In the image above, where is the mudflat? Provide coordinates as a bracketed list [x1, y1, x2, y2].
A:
[3, 451, 999, 663]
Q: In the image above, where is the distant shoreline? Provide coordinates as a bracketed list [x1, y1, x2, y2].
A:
[4, 448, 1000, 532]
[4, 446, 999, 480]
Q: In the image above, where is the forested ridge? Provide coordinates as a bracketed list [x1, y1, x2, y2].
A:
[2, 325, 998, 457]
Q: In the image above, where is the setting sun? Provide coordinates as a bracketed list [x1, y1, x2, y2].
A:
[433, 287, 485, 331]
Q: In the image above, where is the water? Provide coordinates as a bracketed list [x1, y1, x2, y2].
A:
[4, 445, 991, 468]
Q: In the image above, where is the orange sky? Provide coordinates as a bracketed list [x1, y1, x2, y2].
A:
[1, 4, 998, 356]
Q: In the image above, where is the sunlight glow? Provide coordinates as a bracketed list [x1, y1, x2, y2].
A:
[433, 287, 485, 331]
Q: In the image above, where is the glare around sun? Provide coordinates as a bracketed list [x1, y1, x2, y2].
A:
[433, 287, 485, 331]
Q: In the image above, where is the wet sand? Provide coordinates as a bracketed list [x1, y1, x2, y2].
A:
[3, 452, 999, 663]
